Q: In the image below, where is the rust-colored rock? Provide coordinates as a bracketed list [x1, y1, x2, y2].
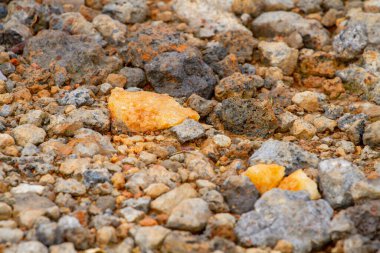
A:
[108, 88, 199, 132]
[278, 169, 321, 200]
[243, 164, 285, 194]
[300, 51, 338, 78]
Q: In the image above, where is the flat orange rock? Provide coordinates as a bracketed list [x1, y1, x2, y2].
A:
[278, 169, 321, 200]
[108, 88, 199, 132]
[244, 164, 285, 194]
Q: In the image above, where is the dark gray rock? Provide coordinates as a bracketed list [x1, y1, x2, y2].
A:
[186, 94, 217, 118]
[218, 97, 278, 137]
[249, 139, 319, 174]
[83, 169, 110, 187]
[235, 189, 333, 253]
[333, 23, 368, 60]
[145, 50, 217, 98]
[318, 159, 365, 208]
[220, 175, 259, 214]
[36, 222, 62, 246]
[119, 67, 146, 88]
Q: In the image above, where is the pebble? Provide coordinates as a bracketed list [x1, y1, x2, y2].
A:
[130, 225, 170, 251]
[15, 241, 48, 253]
[290, 118, 317, 139]
[10, 183, 45, 195]
[0, 202, 12, 220]
[0, 228, 23, 243]
[363, 121, 380, 148]
[12, 124, 46, 147]
[171, 119, 205, 143]
[243, 164, 285, 194]
[54, 178, 86, 196]
[143, 183, 170, 199]
[292, 91, 325, 112]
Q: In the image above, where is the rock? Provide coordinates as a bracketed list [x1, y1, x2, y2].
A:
[243, 164, 285, 194]
[264, 0, 294, 11]
[218, 97, 278, 137]
[173, 0, 250, 38]
[318, 159, 365, 208]
[252, 11, 330, 49]
[215, 73, 259, 101]
[23, 30, 121, 85]
[187, 94, 217, 117]
[144, 183, 170, 199]
[167, 198, 212, 232]
[333, 23, 368, 60]
[19, 110, 48, 127]
[258, 41, 299, 75]
[312, 115, 337, 132]
[118, 67, 146, 88]
[49, 243, 77, 253]
[83, 168, 110, 187]
[171, 119, 205, 143]
[123, 197, 150, 213]
[299, 50, 337, 78]
[249, 139, 319, 174]
[103, 0, 148, 24]
[296, 0, 322, 13]
[120, 207, 144, 222]
[36, 222, 61, 246]
[364, 0, 380, 12]
[0, 18, 32, 50]
[278, 111, 298, 132]
[145, 50, 217, 98]
[11, 183, 44, 195]
[231, 0, 264, 16]
[12, 124, 46, 147]
[204, 213, 236, 240]
[57, 87, 94, 107]
[0, 228, 23, 243]
[67, 108, 110, 133]
[351, 179, 380, 201]
[54, 178, 86, 196]
[330, 200, 380, 247]
[278, 169, 321, 200]
[59, 158, 90, 175]
[184, 151, 216, 180]
[292, 91, 325, 112]
[0, 202, 12, 220]
[0, 133, 15, 149]
[150, 183, 198, 214]
[212, 134, 231, 148]
[130, 225, 170, 251]
[108, 88, 199, 133]
[16, 241, 48, 253]
[162, 231, 210, 253]
[290, 119, 317, 139]
[235, 189, 333, 252]
[347, 9, 380, 45]
[363, 121, 380, 148]
[92, 14, 127, 44]
[220, 175, 260, 214]
[97, 226, 117, 245]
[201, 190, 229, 213]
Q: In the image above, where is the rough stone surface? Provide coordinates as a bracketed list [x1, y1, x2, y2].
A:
[171, 119, 205, 143]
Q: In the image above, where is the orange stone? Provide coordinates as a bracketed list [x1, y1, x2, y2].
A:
[108, 88, 199, 132]
[243, 164, 285, 194]
[278, 169, 321, 200]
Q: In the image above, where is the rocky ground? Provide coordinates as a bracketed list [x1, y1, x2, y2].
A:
[0, 0, 379, 252]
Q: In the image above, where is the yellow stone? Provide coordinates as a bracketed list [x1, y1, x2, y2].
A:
[278, 169, 321, 200]
[108, 88, 199, 132]
[244, 164, 285, 194]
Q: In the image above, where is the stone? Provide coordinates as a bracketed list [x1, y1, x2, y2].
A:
[347, 9, 380, 45]
[12, 124, 46, 147]
[49, 243, 77, 253]
[144, 183, 170, 199]
[97, 226, 117, 245]
[57, 87, 94, 107]
[351, 179, 380, 201]
[258, 41, 299, 75]
[220, 175, 260, 214]
[23, 30, 121, 85]
[290, 119, 317, 139]
[120, 207, 144, 222]
[118, 67, 146, 88]
[243, 164, 285, 194]
[218, 97, 278, 137]
[166, 198, 212, 232]
[171, 119, 205, 143]
[215, 73, 259, 101]
[201, 190, 229, 213]
[162, 231, 210, 253]
[364, 0, 380, 12]
[0, 202, 12, 220]
[16, 241, 48, 253]
[123, 197, 150, 213]
[212, 134, 231, 148]
[278, 111, 298, 132]
[204, 213, 236, 240]
[11, 183, 44, 195]
[318, 159, 365, 208]
[130, 225, 170, 251]
[0, 133, 15, 149]
[173, 0, 250, 38]
[151, 183, 198, 214]
[0, 18, 32, 50]
[264, 0, 294, 11]
[278, 169, 321, 200]
[54, 178, 86, 196]
[296, 0, 322, 13]
[59, 158, 90, 175]
[83, 168, 110, 187]
[235, 189, 333, 252]
[312, 115, 337, 132]
[232, 0, 264, 16]
[252, 11, 330, 49]
[92, 14, 127, 45]
[292, 91, 325, 112]
[333, 23, 368, 60]
[299, 50, 337, 78]
[103, 0, 148, 24]
[363, 121, 380, 148]
[108, 88, 199, 132]
[36, 222, 60, 246]
[19, 110, 48, 127]
[249, 139, 319, 174]
[145, 50, 217, 98]
[186, 94, 217, 118]
[0, 228, 23, 243]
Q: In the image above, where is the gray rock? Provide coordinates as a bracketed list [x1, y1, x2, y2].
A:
[252, 11, 330, 49]
[343, 235, 377, 253]
[122, 197, 151, 213]
[296, 0, 322, 13]
[57, 88, 94, 107]
[323, 104, 344, 120]
[184, 151, 216, 180]
[166, 198, 212, 232]
[96, 196, 116, 212]
[171, 119, 205, 143]
[21, 144, 40, 156]
[318, 159, 365, 208]
[351, 179, 380, 201]
[67, 108, 110, 133]
[201, 189, 229, 213]
[218, 97, 278, 137]
[186, 94, 217, 117]
[347, 9, 380, 45]
[12, 124, 46, 147]
[145, 50, 217, 98]
[130, 225, 170, 251]
[120, 207, 144, 222]
[0, 228, 23, 243]
[103, 0, 148, 24]
[15, 241, 48, 253]
[150, 183, 198, 214]
[54, 178, 86, 196]
[0, 17, 32, 50]
[0, 62, 15, 76]
[235, 189, 333, 253]
[118, 67, 146, 88]
[220, 175, 259, 214]
[92, 14, 127, 45]
[83, 168, 110, 187]
[363, 121, 380, 148]
[99, 83, 113, 95]
[333, 23, 368, 60]
[249, 139, 319, 174]
[36, 222, 61, 246]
